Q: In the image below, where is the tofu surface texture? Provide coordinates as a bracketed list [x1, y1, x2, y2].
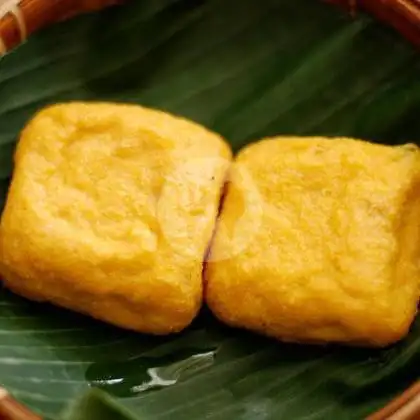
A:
[0, 102, 232, 334]
[206, 136, 420, 347]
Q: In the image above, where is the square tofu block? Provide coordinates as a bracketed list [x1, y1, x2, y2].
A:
[206, 137, 420, 347]
[0, 102, 231, 334]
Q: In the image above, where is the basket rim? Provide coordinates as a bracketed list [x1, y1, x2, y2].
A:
[327, 0, 420, 48]
[1, 0, 420, 55]
[0, 0, 124, 54]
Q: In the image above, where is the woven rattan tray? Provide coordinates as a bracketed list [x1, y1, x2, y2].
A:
[1, 1, 420, 54]
[0, 1, 419, 419]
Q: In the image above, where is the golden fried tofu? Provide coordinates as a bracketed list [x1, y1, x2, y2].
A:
[206, 136, 420, 347]
[0, 102, 231, 334]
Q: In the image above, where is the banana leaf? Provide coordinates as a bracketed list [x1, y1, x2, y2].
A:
[0, 0, 420, 419]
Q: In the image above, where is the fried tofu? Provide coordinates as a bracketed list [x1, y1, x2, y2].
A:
[206, 136, 420, 347]
[0, 102, 231, 334]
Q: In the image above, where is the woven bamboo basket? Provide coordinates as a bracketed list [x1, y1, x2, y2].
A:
[328, 0, 420, 47]
[0, 1, 419, 419]
[0, 0, 419, 54]
[0, 0, 123, 54]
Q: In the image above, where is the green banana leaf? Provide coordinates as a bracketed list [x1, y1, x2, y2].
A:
[0, 0, 420, 419]
[60, 389, 139, 420]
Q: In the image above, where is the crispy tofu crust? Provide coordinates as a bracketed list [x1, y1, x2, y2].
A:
[206, 136, 420, 347]
[0, 102, 232, 334]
